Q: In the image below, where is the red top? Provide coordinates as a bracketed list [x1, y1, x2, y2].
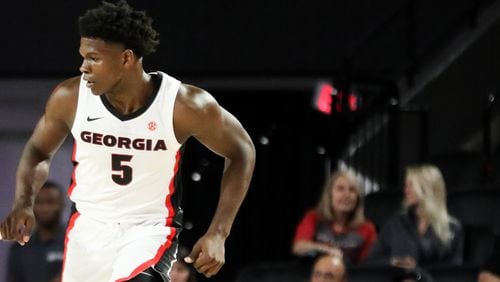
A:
[294, 209, 377, 264]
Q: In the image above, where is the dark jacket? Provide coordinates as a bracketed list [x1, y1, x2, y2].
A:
[365, 207, 464, 267]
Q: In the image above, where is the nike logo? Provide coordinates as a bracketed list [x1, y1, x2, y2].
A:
[87, 116, 104, 122]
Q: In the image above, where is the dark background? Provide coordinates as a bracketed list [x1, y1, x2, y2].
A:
[2, 0, 500, 281]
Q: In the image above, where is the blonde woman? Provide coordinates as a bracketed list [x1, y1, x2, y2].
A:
[293, 169, 377, 264]
[366, 164, 463, 268]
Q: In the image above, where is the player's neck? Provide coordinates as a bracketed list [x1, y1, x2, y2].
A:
[104, 71, 154, 115]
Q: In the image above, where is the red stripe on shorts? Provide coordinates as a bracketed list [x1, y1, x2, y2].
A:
[61, 212, 81, 282]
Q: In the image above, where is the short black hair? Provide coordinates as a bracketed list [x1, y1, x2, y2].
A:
[78, 0, 159, 57]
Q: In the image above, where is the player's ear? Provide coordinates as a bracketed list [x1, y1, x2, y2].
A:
[122, 49, 136, 67]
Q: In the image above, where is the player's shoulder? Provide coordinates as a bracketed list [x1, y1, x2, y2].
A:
[44, 76, 80, 117]
[52, 76, 80, 98]
[173, 83, 222, 142]
[176, 83, 218, 112]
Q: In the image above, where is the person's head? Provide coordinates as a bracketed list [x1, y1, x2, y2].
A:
[310, 254, 347, 282]
[34, 181, 64, 229]
[404, 164, 446, 209]
[317, 169, 365, 227]
[170, 246, 197, 282]
[78, 0, 159, 95]
[404, 164, 454, 242]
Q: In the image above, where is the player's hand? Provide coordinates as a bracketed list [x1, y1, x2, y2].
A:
[184, 232, 226, 277]
[0, 205, 35, 245]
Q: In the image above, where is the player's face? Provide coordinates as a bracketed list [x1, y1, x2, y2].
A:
[34, 187, 63, 228]
[79, 37, 126, 95]
[331, 176, 358, 214]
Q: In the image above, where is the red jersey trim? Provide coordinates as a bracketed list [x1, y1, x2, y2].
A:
[67, 142, 78, 197]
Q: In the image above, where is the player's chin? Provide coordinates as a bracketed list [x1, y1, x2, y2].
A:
[90, 87, 104, 96]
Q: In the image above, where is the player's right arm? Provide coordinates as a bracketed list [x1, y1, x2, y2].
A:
[0, 77, 79, 245]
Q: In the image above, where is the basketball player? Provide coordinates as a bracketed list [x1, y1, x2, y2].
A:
[0, 1, 256, 281]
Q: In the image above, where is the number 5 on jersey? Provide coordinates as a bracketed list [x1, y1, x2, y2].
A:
[112, 154, 133, 185]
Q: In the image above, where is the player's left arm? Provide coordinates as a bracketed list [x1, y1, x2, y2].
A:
[174, 84, 256, 277]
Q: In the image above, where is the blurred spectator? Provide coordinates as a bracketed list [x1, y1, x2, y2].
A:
[310, 254, 347, 282]
[478, 235, 500, 282]
[293, 169, 377, 264]
[366, 165, 463, 275]
[170, 245, 198, 282]
[7, 181, 66, 282]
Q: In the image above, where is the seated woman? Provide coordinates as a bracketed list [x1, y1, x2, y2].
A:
[366, 164, 464, 269]
[293, 169, 377, 265]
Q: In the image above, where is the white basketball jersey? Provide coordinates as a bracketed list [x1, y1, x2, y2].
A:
[70, 71, 182, 225]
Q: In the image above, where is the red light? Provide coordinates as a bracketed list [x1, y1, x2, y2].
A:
[315, 83, 334, 115]
[348, 93, 358, 111]
[313, 82, 359, 114]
